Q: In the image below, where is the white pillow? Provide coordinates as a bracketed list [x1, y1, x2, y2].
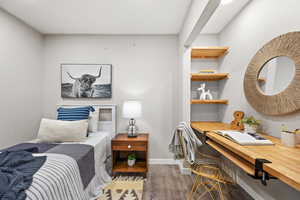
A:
[37, 118, 88, 142]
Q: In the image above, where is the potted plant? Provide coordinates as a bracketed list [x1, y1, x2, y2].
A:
[241, 116, 261, 133]
[128, 153, 136, 167]
[281, 124, 299, 147]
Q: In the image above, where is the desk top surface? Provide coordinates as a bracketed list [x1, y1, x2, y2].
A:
[191, 121, 300, 192]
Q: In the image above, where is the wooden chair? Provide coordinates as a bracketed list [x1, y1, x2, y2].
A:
[178, 130, 233, 200]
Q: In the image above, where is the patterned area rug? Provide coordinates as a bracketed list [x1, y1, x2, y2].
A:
[98, 176, 144, 200]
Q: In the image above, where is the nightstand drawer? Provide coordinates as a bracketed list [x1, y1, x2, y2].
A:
[112, 141, 147, 151]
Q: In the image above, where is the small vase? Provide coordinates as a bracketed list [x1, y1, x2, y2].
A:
[244, 124, 258, 133]
[281, 132, 296, 147]
[128, 159, 136, 167]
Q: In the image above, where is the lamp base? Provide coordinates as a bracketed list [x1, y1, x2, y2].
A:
[127, 118, 138, 138]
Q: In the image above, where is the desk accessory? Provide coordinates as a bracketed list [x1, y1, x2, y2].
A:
[280, 124, 299, 147]
[215, 130, 273, 145]
[241, 116, 261, 133]
[230, 111, 245, 130]
[122, 101, 142, 137]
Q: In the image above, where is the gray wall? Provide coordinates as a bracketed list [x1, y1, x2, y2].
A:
[42, 35, 179, 159]
[0, 9, 43, 148]
[219, 0, 300, 199]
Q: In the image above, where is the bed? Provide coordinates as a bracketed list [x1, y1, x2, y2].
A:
[1, 104, 116, 200]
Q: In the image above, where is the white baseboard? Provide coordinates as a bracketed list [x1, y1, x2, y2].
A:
[149, 159, 191, 175]
[149, 158, 180, 165]
[178, 160, 191, 175]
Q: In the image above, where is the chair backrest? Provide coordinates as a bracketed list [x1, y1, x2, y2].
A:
[178, 127, 220, 166]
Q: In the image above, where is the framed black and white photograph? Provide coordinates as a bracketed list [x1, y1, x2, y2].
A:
[61, 64, 112, 98]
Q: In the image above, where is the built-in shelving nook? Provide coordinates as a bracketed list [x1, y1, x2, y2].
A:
[190, 46, 229, 122]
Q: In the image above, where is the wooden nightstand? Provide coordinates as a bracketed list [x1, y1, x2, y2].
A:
[112, 133, 149, 176]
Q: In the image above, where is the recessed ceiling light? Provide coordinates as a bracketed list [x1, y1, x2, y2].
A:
[221, 0, 234, 5]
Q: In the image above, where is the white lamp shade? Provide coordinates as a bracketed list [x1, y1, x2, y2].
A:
[122, 101, 142, 119]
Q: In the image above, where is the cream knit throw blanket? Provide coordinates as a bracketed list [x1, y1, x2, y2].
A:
[169, 122, 203, 164]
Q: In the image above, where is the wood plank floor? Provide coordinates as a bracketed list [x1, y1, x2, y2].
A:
[143, 165, 253, 200]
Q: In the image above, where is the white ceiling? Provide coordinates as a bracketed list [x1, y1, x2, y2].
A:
[201, 0, 251, 33]
[0, 0, 192, 34]
[0, 0, 251, 35]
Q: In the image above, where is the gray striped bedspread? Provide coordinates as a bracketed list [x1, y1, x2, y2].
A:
[26, 132, 112, 200]
[3, 142, 95, 189]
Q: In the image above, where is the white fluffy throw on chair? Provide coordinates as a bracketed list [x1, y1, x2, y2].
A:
[169, 122, 203, 164]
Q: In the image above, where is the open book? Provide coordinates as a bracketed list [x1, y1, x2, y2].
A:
[214, 130, 273, 145]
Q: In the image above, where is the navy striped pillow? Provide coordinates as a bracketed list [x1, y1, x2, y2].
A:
[57, 106, 95, 121]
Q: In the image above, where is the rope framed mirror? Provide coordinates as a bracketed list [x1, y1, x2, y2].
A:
[244, 32, 300, 115]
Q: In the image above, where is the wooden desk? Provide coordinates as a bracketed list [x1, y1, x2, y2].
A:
[191, 121, 300, 192]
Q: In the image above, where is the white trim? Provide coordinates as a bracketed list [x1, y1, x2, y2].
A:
[177, 160, 191, 175]
[149, 159, 179, 165]
[148, 159, 191, 174]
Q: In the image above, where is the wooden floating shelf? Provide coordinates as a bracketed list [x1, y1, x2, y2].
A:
[191, 73, 229, 81]
[191, 47, 229, 59]
[191, 99, 229, 104]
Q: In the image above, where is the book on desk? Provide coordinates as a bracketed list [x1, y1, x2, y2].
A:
[215, 130, 274, 145]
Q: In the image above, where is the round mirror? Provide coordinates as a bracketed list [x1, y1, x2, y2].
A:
[257, 56, 295, 95]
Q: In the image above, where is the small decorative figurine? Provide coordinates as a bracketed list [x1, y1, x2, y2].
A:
[200, 89, 213, 100]
[230, 111, 245, 130]
[197, 83, 206, 99]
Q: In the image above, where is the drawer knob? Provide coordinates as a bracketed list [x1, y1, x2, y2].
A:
[128, 145, 132, 149]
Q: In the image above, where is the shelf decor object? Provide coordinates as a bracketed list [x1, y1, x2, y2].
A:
[197, 83, 206, 99]
[244, 32, 300, 115]
[199, 69, 216, 73]
[191, 47, 229, 59]
[191, 73, 229, 81]
[191, 99, 228, 104]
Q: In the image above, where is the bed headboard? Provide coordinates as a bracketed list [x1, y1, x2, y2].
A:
[56, 104, 117, 139]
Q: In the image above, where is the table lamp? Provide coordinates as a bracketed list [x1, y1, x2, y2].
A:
[122, 100, 142, 137]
